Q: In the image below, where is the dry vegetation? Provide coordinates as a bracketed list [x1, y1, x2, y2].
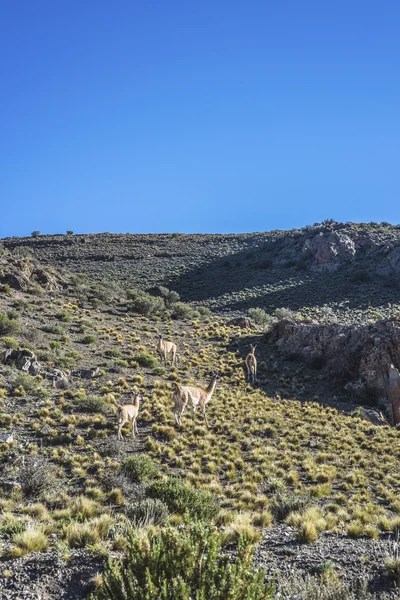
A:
[0, 236, 399, 598]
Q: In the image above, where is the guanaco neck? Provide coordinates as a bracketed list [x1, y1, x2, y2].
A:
[206, 377, 217, 398]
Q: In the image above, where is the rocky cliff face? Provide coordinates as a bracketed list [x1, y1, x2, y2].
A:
[267, 318, 400, 424]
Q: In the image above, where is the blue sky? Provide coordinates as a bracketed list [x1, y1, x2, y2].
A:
[1, 1, 399, 237]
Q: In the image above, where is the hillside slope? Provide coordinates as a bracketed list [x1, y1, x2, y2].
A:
[3, 221, 400, 322]
[0, 230, 399, 598]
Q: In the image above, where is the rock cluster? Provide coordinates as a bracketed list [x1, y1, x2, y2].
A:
[267, 318, 400, 424]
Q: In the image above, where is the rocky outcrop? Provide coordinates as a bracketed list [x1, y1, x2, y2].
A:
[1, 348, 69, 386]
[0, 255, 66, 292]
[302, 231, 356, 271]
[70, 366, 101, 379]
[2, 348, 41, 375]
[267, 318, 400, 425]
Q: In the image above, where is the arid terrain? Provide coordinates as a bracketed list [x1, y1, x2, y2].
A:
[0, 221, 399, 599]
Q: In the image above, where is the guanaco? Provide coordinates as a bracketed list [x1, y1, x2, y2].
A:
[156, 335, 177, 367]
[172, 372, 218, 428]
[117, 392, 141, 440]
[245, 344, 257, 383]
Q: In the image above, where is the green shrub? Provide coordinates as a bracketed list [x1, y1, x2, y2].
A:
[127, 290, 165, 317]
[42, 325, 64, 335]
[171, 302, 194, 320]
[134, 352, 158, 369]
[271, 490, 311, 521]
[1, 284, 12, 295]
[75, 395, 109, 413]
[105, 349, 122, 358]
[92, 522, 274, 600]
[248, 307, 274, 328]
[31, 231, 40, 238]
[0, 312, 20, 336]
[147, 477, 218, 520]
[1, 336, 19, 349]
[56, 310, 72, 322]
[198, 306, 212, 318]
[82, 334, 97, 344]
[12, 373, 41, 394]
[123, 455, 160, 482]
[126, 498, 169, 527]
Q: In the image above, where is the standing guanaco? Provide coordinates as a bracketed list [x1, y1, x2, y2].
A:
[172, 372, 218, 427]
[245, 344, 257, 383]
[117, 392, 141, 440]
[156, 335, 177, 367]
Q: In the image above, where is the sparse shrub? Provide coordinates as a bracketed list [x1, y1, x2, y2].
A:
[82, 334, 97, 344]
[0, 311, 20, 336]
[384, 537, 400, 586]
[134, 352, 158, 369]
[171, 302, 194, 320]
[42, 324, 64, 334]
[147, 477, 218, 520]
[123, 455, 160, 482]
[18, 456, 55, 498]
[248, 307, 274, 328]
[1, 284, 12, 295]
[127, 290, 165, 317]
[1, 336, 19, 349]
[271, 490, 311, 521]
[278, 570, 371, 599]
[0, 513, 25, 536]
[126, 498, 169, 527]
[11, 527, 48, 556]
[197, 306, 212, 318]
[105, 349, 122, 358]
[12, 373, 41, 394]
[274, 307, 295, 320]
[75, 394, 109, 413]
[92, 522, 274, 600]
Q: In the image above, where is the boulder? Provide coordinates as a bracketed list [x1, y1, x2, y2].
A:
[2, 348, 41, 375]
[267, 319, 400, 425]
[71, 366, 101, 379]
[302, 231, 356, 271]
[228, 317, 258, 329]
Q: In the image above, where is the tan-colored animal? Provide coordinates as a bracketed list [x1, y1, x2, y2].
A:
[157, 335, 177, 367]
[387, 363, 400, 425]
[172, 373, 218, 427]
[245, 344, 257, 383]
[117, 392, 141, 440]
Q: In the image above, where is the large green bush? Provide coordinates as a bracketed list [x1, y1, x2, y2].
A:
[147, 477, 218, 520]
[123, 455, 160, 482]
[248, 308, 274, 328]
[127, 290, 165, 317]
[134, 352, 158, 369]
[92, 522, 274, 600]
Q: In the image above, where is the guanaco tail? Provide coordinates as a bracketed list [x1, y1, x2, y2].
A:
[172, 372, 219, 428]
[117, 392, 141, 440]
[157, 335, 177, 367]
[245, 344, 257, 383]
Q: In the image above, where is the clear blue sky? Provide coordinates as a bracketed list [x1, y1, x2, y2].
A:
[1, 1, 399, 237]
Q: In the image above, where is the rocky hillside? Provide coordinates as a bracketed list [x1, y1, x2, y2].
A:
[0, 226, 399, 599]
[3, 221, 400, 321]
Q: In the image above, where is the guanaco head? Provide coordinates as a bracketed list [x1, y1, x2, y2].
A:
[250, 344, 257, 353]
[210, 371, 220, 381]
[132, 391, 141, 405]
